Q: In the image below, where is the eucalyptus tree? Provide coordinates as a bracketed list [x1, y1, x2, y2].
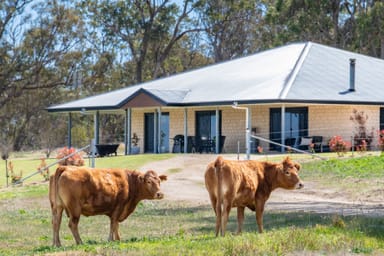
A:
[196, 0, 267, 62]
[354, 1, 384, 58]
[0, 0, 85, 151]
[80, 0, 203, 84]
[265, 0, 344, 46]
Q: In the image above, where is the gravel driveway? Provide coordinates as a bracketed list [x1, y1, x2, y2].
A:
[141, 154, 384, 217]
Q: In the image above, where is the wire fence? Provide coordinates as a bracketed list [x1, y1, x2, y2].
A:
[250, 134, 327, 160]
[12, 144, 91, 185]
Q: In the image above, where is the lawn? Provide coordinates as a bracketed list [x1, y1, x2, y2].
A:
[0, 152, 383, 255]
[0, 151, 173, 188]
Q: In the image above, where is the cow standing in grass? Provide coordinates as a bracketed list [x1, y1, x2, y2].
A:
[205, 156, 304, 236]
[49, 166, 167, 247]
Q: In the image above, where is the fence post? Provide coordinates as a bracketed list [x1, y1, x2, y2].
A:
[5, 159, 8, 187]
[90, 138, 96, 168]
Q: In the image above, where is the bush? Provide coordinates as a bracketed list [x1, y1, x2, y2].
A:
[8, 161, 22, 184]
[56, 147, 85, 166]
[37, 158, 49, 181]
[329, 136, 349, 157]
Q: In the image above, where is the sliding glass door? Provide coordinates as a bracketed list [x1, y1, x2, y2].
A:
[270, 107, 308, 150]
[144, 112, 169, 153]
[195, 111, 222, 152]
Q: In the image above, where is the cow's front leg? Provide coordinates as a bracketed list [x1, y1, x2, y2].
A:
[109, 218, 120, 241]
[255, 198, 266, 233]
[236, 206, 245, 234]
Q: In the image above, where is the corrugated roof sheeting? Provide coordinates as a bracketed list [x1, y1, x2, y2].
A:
[47, 41, 384, 112]
[286, 43, 384, 103]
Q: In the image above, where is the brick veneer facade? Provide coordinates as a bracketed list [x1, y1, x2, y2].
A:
[128, 104, 381, 153]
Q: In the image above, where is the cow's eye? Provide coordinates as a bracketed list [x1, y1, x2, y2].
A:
[285, 171, 291, 176]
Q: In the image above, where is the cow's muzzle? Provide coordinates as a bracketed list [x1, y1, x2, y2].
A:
[296, 182, 304, 189]
[155, 191, 164, 199]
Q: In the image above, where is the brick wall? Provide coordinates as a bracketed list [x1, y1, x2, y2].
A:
[309, 105, 380, 149]
[127, 104, 381, 154]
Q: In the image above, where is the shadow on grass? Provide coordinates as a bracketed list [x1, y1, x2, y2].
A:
[32, 204, 384, 254]
[211, 209, 384, 240]
[139, 202, 384, 240]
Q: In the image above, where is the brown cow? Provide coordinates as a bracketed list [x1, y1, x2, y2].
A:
[49, 166, 167, 247]
[204, 156, 303, 236]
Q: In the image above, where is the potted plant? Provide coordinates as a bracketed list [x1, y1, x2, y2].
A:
[131, 133, 140, 154]
[160, 131, 167, 153]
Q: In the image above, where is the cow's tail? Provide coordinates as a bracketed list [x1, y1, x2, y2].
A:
[49, 166, 66, 209]
[50, 166, 67, 247]
[214, 156, 224, 236]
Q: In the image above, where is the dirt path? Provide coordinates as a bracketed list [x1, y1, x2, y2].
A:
[141, 154, 384, 217]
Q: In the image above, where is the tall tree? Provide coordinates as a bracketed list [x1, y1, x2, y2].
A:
[197, 0, 266, 62]
[0, 1, 84, 108]
[354, 1, 384, 58]
[265, 0, 356, 47]
[80, 0, 203, 83]
[0, 0, 84, 150]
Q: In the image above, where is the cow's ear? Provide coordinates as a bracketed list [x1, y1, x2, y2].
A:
[159, 174, 167, 182]
[283, 156, 291, 164]
[294, 163, 301, 171]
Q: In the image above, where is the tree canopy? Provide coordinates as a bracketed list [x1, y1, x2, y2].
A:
[1, 0, 383, 153]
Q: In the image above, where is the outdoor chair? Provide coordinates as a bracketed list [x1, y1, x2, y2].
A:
[172, 134, 184, 153]
[295, 136, 323, 152]
[312, 136, 323, 152]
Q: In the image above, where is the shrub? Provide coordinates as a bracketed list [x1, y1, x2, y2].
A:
[8, 161, 22, 184]
[56, 147, 85, 166]
[132, 133, 140, 147]
[329, 136, 349, 156]
[37, 158, 49, 181]
[350, 109, 373, 150]
[356, 139, 367, 154]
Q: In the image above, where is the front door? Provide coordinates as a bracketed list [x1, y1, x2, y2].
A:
[144, 113, 155, 153]
[270, 107, 308, 150]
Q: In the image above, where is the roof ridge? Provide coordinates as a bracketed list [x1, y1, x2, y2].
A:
[279, 42, 312, 99]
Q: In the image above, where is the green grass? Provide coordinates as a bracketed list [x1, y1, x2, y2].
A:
[166, 168, 182, 174]
[302, 154, 384, 179]
[1, 200, 382, 255]
[0, 153, 383, 255]
[0, 184, 48, 200]
[300, 154, 384, 199]
[0, 154, 173, 188]
[0, 196, 383, 256]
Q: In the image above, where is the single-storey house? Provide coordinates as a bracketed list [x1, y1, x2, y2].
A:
[47, 41, 384, 156]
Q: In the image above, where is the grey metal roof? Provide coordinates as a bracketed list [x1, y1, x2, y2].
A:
[47, 42, 384, 112]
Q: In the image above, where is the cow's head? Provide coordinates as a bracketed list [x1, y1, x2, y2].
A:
[277, 157, 304, 190]
[140, 170, 167, 199]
